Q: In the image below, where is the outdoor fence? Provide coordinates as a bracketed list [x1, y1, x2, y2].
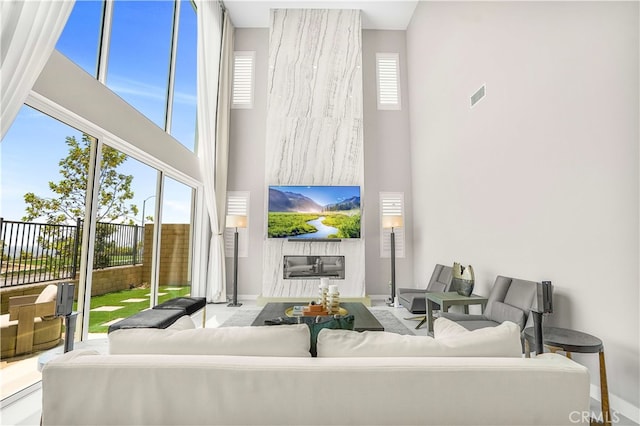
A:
[0, 218, 144, 287]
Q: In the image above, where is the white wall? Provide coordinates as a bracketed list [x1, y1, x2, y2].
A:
[406, 1, 639, 418]
[362, 30, 414, 296]
[227, 28, 268, 297]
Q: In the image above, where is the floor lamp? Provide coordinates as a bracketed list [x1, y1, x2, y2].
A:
[226, 215, 247, 307]
[382, 215, 403, 307]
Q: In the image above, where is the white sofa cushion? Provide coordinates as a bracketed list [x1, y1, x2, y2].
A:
[317, 330, 444, 357]
[435, 320, 523, 357]
[167, 315, 196, 330]
[317, 320, 522, 357]
[433, 316, 469, 338]
[109, 324, 311, 357]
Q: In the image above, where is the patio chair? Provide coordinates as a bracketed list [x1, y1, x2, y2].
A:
[1, 284, 63, 358]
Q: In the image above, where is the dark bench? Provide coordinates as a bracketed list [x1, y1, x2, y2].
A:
[108, 308, 185, 333]
[153, 296, 206, 327]
[108, 296, 207, 333]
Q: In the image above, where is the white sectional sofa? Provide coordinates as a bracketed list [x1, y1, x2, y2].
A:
[41, 319, 591, 426]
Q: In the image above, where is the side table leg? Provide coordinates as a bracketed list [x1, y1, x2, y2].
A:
[599, 350, 611, 426]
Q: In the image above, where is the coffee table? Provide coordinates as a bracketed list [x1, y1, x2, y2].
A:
[251, 302, 384, 331]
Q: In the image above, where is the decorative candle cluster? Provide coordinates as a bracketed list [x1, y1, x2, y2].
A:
[327, 284, 340, 314]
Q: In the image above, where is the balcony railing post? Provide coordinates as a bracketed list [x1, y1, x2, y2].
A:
[132, 224, 139, 265]
[71, 218, 81, 279]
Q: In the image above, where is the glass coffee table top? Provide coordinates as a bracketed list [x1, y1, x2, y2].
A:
[252, 302, 384, 331]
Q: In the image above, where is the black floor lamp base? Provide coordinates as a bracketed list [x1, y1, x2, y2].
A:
[227, 302, 243, 307]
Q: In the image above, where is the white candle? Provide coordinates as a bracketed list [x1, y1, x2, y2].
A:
[328, 284, 339, 294]
[320, 277, 329, 289]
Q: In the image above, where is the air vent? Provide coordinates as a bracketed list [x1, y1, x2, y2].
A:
[470, 84, 486, 108]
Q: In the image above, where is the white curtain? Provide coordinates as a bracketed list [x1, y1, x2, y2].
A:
[215, 13, 234, 265]
[1, 0, 75, 139]
[195, 0, 226, 303]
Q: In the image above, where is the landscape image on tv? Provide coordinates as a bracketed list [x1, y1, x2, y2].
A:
[268, 185, 361, 239]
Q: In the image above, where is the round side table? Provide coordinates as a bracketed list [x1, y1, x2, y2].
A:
[523, 326, 611, 426]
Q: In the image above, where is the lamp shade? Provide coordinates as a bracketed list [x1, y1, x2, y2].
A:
[226, 215, 247, 228]
[382, 215, 403, 229]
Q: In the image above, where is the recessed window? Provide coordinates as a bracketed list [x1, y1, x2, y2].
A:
[376, 53, 401, 110]
[225, 191, 250, 257]
[380, 192, 405, 258]
[232, 52, 255, 109]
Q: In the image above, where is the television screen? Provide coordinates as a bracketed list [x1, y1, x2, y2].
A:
[268, 185, 361, 239]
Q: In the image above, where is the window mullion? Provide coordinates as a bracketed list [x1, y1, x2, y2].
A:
[165, 0, 180, 133]
[96, 0, 114, 83]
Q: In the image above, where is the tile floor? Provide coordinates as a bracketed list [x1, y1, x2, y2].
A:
[1, 298, 636, 425]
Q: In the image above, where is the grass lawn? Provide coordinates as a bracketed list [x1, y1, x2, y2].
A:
[81, 286, 191, 333]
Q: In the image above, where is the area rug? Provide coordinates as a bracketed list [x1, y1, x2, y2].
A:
[221, 307, 414, 335]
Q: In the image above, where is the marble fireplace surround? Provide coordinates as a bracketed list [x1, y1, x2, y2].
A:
[262, 9, 366, 298]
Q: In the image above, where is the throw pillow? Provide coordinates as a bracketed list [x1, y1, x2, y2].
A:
[433, 317, 469, 338]
[435, 320, 523, 357]
[35, 284, 58, 320]
[167, 315, 196, 330]
[109, 323, 312, 357]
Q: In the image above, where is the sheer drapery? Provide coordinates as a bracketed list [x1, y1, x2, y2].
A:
[194, 0, 229, 302]
[1, 0, 74, 139]
[215, 12, 234, 265]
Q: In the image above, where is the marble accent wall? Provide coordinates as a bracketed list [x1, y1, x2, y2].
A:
[263, 9, 365, 297]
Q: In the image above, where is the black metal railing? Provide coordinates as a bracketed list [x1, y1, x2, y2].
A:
[0, 218, 144, 287]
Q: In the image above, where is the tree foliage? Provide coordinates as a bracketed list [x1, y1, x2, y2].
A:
[22, 134, 138, 225]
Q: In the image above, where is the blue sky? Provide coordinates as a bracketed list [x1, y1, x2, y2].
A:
[272, 185, 361, 207]
[1, 0, 196, 225]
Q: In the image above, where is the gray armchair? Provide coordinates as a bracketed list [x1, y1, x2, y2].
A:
[440, 275, 538, 331]
[398, 264, 453, 314]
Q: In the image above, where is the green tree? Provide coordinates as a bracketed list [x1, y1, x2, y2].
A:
[22, 134, 138, 269]
[22, 134, 138, 224]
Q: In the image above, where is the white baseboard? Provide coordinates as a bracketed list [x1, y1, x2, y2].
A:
[590, 384, 639, 424]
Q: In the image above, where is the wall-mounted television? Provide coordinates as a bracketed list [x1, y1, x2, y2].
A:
[268, 185, 361, 239]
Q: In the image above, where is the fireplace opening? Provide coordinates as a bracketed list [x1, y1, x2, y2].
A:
[283, 255, 345, 280]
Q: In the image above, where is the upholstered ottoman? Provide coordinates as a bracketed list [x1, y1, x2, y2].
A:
[153, 297, 206, 327]
[108, 308, 185, 333]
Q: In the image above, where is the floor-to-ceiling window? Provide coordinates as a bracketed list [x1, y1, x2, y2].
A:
[0, 0, 201, 400]
[0, 105, 93, 398]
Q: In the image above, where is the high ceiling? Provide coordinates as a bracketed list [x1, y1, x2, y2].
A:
[223, 0, 419, 30]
